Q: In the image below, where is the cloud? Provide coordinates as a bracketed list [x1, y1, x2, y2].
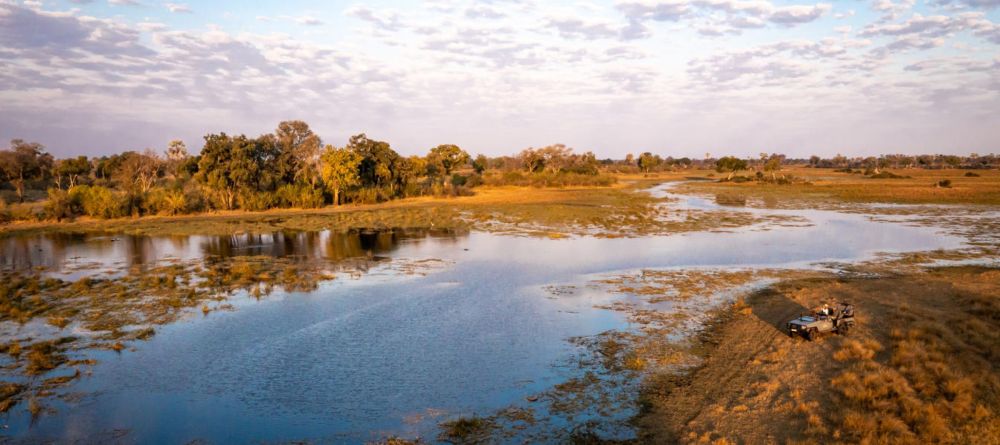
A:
[465, 5, 505, 19]
[0, 1, 997, 157]
[296, 16, 324, 26]
[108, 0, 142, 6]
[164, 3, 191, 14]
[768, 4, 830, 24]
[546, 16, 620, 39]
[615, 0, 692, 22]
[345, 5, 400, 30]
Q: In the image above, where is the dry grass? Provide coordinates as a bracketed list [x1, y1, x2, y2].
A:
[637, 266, 1000, 444]
[680, 167, 1000, 206]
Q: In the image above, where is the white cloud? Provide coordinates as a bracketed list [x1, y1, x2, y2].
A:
[164, 3, 191, 14]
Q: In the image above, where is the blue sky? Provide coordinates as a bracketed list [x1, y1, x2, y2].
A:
[1, 0, 998, 158]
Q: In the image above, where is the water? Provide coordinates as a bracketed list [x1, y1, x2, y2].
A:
[0, 184, 965, 443]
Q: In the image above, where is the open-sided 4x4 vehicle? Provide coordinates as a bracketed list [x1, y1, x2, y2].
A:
[788, 302, 855, 340]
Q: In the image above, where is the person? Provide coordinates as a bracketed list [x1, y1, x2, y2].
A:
[819, 304, 831, 317]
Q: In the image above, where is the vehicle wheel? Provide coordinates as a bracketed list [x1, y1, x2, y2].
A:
[806, 328, 817, 341]
[839, 324, 850, 336]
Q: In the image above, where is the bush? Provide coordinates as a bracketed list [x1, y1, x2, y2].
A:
[964, 172, 980, 177]
[44, 188, 79, 221]
[277, 183, 325, 209]
[869, 171, 908, 179]
[0, 200, 10, 224]
[144, 188, 188, 215]
[483, 171, 616, 187]
[937, 179, 952, 188]
[71, 185, 127, 219]
[347, 186, 396, 205]
[465, 173, 484, 188]
[237, 191, 278, 211]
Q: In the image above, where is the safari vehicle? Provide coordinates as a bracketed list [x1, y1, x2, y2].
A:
[787, 302, 855, 340]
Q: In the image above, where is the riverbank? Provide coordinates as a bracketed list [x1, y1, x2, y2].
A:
[4, 168, 996, 239]
[636, 265, 1000, 444]
[0, 174, 793, 239]
[678, 167, 1000, 207]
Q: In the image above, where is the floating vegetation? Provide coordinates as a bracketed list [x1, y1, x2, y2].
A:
[0, 248, 452, 418]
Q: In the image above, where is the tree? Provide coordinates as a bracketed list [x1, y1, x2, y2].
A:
[472, 154, 488, 175]
[763, 153, 784, 180]
[113, 150, 162, 195]
[347, 134, 404, 193]
[320, 145, 361, 205]
[519, 148, 546, 173]
[625, 153, 635, 165]
[637, 152, 660, 174]
[196, 133, 256, 210]
[275, 121, 322, 187]
[427, 144, 470, 184]
[166, 140, 188, 161]
[715, 156, 748, 180]
[54, 156, 91, 189]
[0, 139, 53, 202]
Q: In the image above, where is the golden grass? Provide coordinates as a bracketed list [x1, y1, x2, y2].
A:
[681, 167, 1000, 205]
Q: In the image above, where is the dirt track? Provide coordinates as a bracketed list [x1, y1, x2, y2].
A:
[638, 266, 1000, 444]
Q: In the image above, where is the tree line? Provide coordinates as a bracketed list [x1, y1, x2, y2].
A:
[0, 121, 612, 220]
[0, 123, 996, 221]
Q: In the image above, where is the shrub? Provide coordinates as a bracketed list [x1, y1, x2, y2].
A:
[964, 172, 980, 177]
[71, 185, 127, 219]
[869, 171, 908, 179]
[277, 183, 325, 209]
[237, 191, 278, 211]
[144, 188, 188, 215]
[465, 173, 484, 188]
[937, 179, 952, 188]
[44, 188, 79, 220]
[348, 186, 395, 204]
[483, 171, 615, 187]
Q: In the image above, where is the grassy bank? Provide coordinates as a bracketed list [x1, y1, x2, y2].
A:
[637, 265, 1000, 444]
[0, 174, 786, 239]
[678, 167, 1000, 206]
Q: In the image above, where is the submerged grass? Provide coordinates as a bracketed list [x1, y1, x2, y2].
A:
[0, 251, 450, 417]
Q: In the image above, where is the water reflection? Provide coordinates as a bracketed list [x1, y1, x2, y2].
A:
[0, 228, 468, 276]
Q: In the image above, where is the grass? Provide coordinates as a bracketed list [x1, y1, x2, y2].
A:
[679, 167, 1000, 206]
[635, 265, 1000, 444]
[438, 416, 497, 444]
[0, 172, 791, 238]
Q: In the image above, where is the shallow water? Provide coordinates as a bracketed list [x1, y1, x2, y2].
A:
[0, 184, 966, 442]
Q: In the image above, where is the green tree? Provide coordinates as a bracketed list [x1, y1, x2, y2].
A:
[637, 152, 660, 174]
[54, 156, 91, 189]
[195, 133, 260, 210]
[472, 154, 488, 175]
[763, 153, 784, 180]
[0, 139, 53, 202]
[275, 121, 322, 187]
[347, 134, 404, 192]
[715, 156, 748, 180]
[427, 144, 470, 184]
[320, 145, 361, 205]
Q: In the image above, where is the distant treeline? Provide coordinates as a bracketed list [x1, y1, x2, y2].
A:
[0, 122, 996, 221]
[0, 121, 613, 220]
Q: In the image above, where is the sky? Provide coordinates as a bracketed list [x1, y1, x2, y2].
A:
[0, 0, 998, 159]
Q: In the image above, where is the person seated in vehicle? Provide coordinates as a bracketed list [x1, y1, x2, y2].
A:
[818, 304, 832, 318]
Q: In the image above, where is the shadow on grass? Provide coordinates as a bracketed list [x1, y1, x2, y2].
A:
[746, 286, 812, 335]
